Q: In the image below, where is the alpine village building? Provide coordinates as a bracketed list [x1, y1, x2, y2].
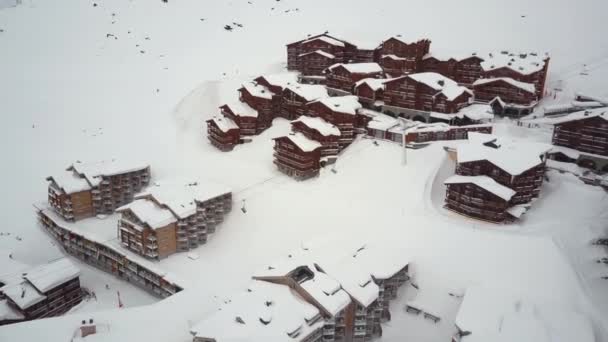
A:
[46, 160, 151, 222]
[444, 133, 551, 223]
[0, 258, 82, 325]
[190, 244, 410, 342]
[324, 63, 384, 94]
[116, 182, 233, 260]
[273, 133, 323, 180]
[549, 108, 608, 171]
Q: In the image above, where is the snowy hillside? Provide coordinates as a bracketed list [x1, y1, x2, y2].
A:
[1, 0, 608, 341]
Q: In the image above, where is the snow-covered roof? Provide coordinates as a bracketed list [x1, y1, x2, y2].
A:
[283, 133, 322, 152]
[293, 116, 341, 136]
[506, 204, 530, 218]
[254, 243, 409, 309]
[456, 104, 495, 121]
[286, 84, 328, 102]
[381, 54, 408, 61]
[480, 51, 548, 75]
[548, 145, 581, 160]
[259, 73, 299, 89]
[298, 50, 335, 59]
[327, 62, 383, 74]
[47, 171, 92, 194]
[354, 78, 389, 91]
[473, 77, 536, 94]
[455, 285, 594, 342]
[23, 258, 80, 293]
[241, 81, 273, 100]
[210, 116, 239, 133]
[547, 108, 608, 125]
[190, 280, 323, 342]
[358, 109, 399, 131]
[1, 281, 46, 310]
[422, 52, 482, 62]
[0, 299, 24, 321]
[300, 272, 352, 315]
[116, 199, 177, 229]
[445, 175, 516, 201]
[408, 72, 472, 101]
[137, 181, 231, 219]
[316, 95, 362, 115]
[224, 101, 259, 118]
[301, 35, 345, 47]
[406, 122, 451, 134]
[456, 133, 551, 175]
[70, 160, 149, 187]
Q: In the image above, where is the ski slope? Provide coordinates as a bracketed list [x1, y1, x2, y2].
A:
[1, 0, 608, 341]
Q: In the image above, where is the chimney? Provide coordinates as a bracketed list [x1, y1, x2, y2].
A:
[80, 319, 97, 338]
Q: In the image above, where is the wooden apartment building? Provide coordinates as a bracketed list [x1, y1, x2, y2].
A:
[116, 182, 233, 259]
[0, 258, 82, 324]
[550, 109, 608, 161]
[36, 207, 183, 298]
[306, 95, 363, 149]
[378, 36, 431, 76]
[46, 160, 151, 221]
[444, 134, 551, 222]
[281, 84, 329, 120]
[324, 63, 384, 93]
[206, 116, 241, 151]
[287, 34, 359, 75]
[292, 116, 341, 157]
[273, 133, 323, 180]
[383, 72, 473, 114]
[472, 77, 537, 116]
[354, 78, 389, 110]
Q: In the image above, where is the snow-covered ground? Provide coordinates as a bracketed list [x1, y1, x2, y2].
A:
[1, 0, 607, 341]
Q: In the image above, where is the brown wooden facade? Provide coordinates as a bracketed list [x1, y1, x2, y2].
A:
[281, 88, 316, 120]
[287, 34, 358, 75]
[420, 55, 484, 85]
[238, 85, 274, 131]
[552, 115, 608, 157]
[456, 160, 545, 205]
[291, 120, 340, 157]
[206, 118, 240, 152]
[378, 37, 431, 76]
[445, 182, 511, 222]
[325, 64, 383, 93]
[117, 209, 177, 260]
[383, 76, 472, 114]
[473, 79, 537, 106]
[405, 125, 492, 144]
[299, 50, 336, 76]
[354, 81, 384, 109]
[273, 136, 322, 180]
[306, 100, 358, 149]
[483, 57, 549, 99]
[220, 104, 259, 136]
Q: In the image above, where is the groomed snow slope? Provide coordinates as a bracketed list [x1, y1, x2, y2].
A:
[0, 0, 608, 341]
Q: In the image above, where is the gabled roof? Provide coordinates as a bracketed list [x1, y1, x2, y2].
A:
[422, 52, 483, 63]
[241, 82, 273, 100]
[46, 171, 92, 194]
[408, 72, 473, 101]
[354, 78, 390, 92]
[293, 116, 341, 137]
[257, 73, 299, 89]
[69, 160, 149, 187]
[285, 84, 328, 102]
[548, 108, 608, 125]
[280, 133, 323, 152]
[137, 180, 231, 219]
[298, 50, 335, 59]
[327, 62, 383, 74]
[314, 95, 362, 115]
[208, 116, 239, 133]
[480, 51, 549, 75]
[457, 133, 552, 175]
[445, 175, 516, 201]
[301, 35, 345, 47]
[116, 199, 177, 229]
[473, 77, 536, 94]
[222, 101, 259, 118]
